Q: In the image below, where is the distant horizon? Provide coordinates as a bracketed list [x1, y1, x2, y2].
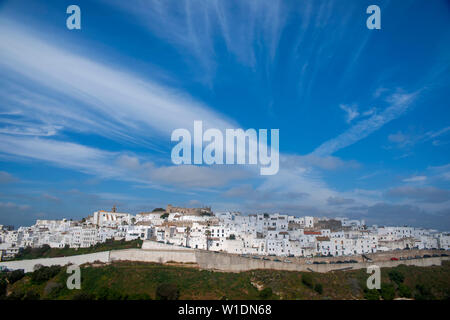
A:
[2, 205, 449, 233]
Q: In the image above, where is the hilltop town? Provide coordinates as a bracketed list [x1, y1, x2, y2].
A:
[1, 205, 449, 261]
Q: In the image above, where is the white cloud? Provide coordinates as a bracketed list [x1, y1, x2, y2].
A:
[0, 20, 236, 149]
[388, 131, 408, 144]
[403, 175, 427, 182]
[0, 171, 17, 183]
[312, 91, 418, 157]
[387, 126, 450, 150]
[0, 134, 251, 189]
[0, 201, 30, 211]
[103, 0, 288, 70]
[339, 104, 359, 123]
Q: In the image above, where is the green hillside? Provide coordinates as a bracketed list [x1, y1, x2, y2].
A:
[1, 260, 450, 300]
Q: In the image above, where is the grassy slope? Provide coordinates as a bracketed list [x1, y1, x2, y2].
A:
[3, 260, 450, 300]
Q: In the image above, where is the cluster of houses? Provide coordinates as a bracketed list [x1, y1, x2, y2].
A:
[1, 205, 449, 261]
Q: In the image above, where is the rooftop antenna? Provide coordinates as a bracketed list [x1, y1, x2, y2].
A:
[112, 204, 117, 213]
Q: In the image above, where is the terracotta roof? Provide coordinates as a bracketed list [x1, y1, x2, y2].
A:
[304, 231, 321, 235]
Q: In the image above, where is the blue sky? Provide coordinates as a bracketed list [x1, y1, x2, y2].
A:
[0, 0, 449, 230]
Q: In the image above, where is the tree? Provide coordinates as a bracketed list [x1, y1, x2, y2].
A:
[127, 293, 151, 300]
[364, 288, 380, 300]
[414, 284, 435, 300]
[31, 265, 62, 284]
[388, 269, 404, 285]
[259, 287, 273, 299]
[0, 278, 7, 297]
[7, 269, 25, 284]
[160, 213, 169, 219]
[205, 230, 212, 250]
[200, 212, 213, 217]
[185, 226, 191, 247]
[72, 291, 95, 300]
[380, 283, 396, 300]
[156, 283, 179, 300]
[44, 281, 64, 296]
[23, 290, 40, 300]
[96, 286, 110, 300]
[398, 283, 412, 298]
[229, 234, 236, 240]
[152, 208, 165, 212]
[302, 273, 314, 289]
[314, 283, 323, 294]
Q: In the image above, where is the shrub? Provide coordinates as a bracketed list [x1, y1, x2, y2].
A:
[31, 265, 62, 284]
[72, 291, 95, 300]
[364, 289, 380, 300]
[314, 283, 323, 294]
[16, 245, 51, 260]
[414, 284, 435, 300]
[33, 264, 44, 271]
[156, 283, 180, 300]
[23, 290, 40, 300]
[107, 290, 126, 300]
[398, 283, 412, 298]
[7, 269, 25, 284]
[95, 286, 125, 300]
[388, 269, 404, 285]
[127, 293, 151, 300]
[259, 287, 273, 299]
[380, 283, 396, 300]
[96, 286, 110, 300]
[44, 281, 64, 296]
[302, 273, 314, 288]
[160, 213, 169, 219]
[0, 278, 7, 297]
[6, 291, 25, 300]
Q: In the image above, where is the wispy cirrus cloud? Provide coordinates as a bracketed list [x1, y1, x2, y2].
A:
[403, 175, 427, 183]
[385, 186, 450, 204]
[0, 171, 18, 184]
[103, 0, 288, 72]
[387, 126, 450, 149]
[0, 201, 29, 211]
[339, 104, 359, 123]
[327, 196, 355, 206]
[0, 19, 236, 150]
[0, 134, 251, 190]
[312, 91, 419, 157]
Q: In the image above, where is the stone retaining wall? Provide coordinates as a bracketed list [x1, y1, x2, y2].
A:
[1, 241, 447, 274]
[0, 251, 110, 273]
